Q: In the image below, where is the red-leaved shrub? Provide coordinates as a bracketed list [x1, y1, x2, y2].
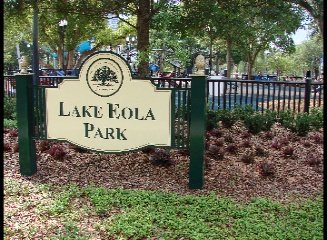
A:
[48, 145, 67, 160]
[4, 143, 11, 152]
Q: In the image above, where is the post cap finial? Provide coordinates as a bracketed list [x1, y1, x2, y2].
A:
[194, 54, 205, 75]
[19, 56, 29, 74]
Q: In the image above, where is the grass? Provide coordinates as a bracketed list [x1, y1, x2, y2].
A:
[4, 179, 323, 240]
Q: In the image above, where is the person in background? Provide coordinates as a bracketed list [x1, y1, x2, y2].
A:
[255, 71, 262, 80]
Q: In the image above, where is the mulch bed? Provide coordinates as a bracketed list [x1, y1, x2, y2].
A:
[3, 122, 323, 203]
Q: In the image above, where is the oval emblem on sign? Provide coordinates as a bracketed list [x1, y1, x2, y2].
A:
[86, 58, 123, 97]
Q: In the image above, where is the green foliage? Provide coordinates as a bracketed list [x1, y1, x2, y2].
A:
[83, 187, 323, 239]
[4, 119, 17, 129]
[293, 112, 311, 136]
[207, 109, 219, 131]
[309, 108, 324, 130]
[262, 110, 278, 131]
[232, 104, 255, 121]
[243, 112, 266, 134]
[57, 222, 88, 240]
[278, 110, 295, 130]
[47, 185, 82, 215]
[209, 107, 322, 136]
[4, 96, 16, 120]
[175, 106, 188, 121]
[216, 109, 237, 128]
[4, 176, 324, 240]
[241, 108, 277, 134]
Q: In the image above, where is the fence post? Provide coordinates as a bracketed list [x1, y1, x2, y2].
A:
[189, 54, 207, 189]
[304, 71, 312, 113]
[15, 73, 37, 175]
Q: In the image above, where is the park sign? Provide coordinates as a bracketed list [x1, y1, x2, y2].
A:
[15, 52, 207, 189]
[46, 52, 172, 152]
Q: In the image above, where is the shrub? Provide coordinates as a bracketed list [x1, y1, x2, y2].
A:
[282, 146, 294, 157]
[216, 109, 237, 128]
[262, 110, 277, 131]
[149, 149, 172, 166]
[302, 140, 312, 147]
[39, 140, 51, 152]
[8, 129, 18, 138]
[241, 139, 252, 148]
[224, 133, 234, 143]
[255, 146, 268, 156]
[211, 128, 224, 138]
[207, 145, 225, 160]
[306, 154, 321, 166]
[226, 143, 238, 154]
[4, 119, 17, 129]
[4, 143, 11, 152]
[279, 137, 289, 146]
[233, 104, 255, 121]
[260, 161, 275, 176]
[271, 140, 282, 150]
[69, 144, 89, 153]
[240, 150, 255, 164]
[48, 145, 67, 160]
[215, 138, 225, 147]
[293, 112, 311, 136]
[277, 110, 294, 130]
[207, 110, 219, 131]
[4, 96, 16, 120]
[309, 108, 323, 130]
[240, 131, 252, 139]
[243, 112, 265, 134]
[175, 106, 188, 121]
[142, 146, 156, 154]
[311, 133, 323, 144]
[263, 131, 274, 140]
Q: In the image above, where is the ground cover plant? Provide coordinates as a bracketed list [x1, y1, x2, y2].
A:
[4, 107, 323, 239]
[4, 96, 17, 128]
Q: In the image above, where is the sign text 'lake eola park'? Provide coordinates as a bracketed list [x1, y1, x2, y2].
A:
[46, 52, 172, 152]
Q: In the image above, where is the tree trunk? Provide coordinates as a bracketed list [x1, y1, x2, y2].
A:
[57, 48, 63, 70]
[317, 18, 323, 37]
[209, 37, 213, 74]
[66, 50, 75, 69]
[136, 0, 150, 78]
[247, 56, 254, 80]
[215, 52, 219, 75]
[226, 39, 233, 78]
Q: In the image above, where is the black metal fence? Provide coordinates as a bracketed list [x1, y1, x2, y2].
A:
[4, 75, 324, 114]
[207, 78, 324, 113]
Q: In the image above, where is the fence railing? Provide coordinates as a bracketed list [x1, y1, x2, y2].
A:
[4, 75, 324, 114]
[151, 77, 191, 149]
[207, 78, 323, 113]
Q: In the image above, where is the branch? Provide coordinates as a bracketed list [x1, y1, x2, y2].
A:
[115, 15, 137, 29]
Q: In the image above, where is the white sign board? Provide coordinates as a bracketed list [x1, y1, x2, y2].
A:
[46, 52, 172, 152]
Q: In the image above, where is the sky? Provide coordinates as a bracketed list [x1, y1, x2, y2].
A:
[291, 27, 310, 45]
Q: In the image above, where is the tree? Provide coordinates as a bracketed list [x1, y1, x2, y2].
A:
[292, 35, 323, 78]
[283, 0, 323, 36]
[4, 0, 109, 70]
[267, 51, 290, 77]
[235, 0, 302, 79]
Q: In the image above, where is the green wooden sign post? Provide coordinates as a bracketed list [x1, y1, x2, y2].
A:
[189, 75, 207, 189]
[15, 73, 37, 176]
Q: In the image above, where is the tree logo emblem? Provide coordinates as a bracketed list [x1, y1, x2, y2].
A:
[86, 58, 123, 97]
